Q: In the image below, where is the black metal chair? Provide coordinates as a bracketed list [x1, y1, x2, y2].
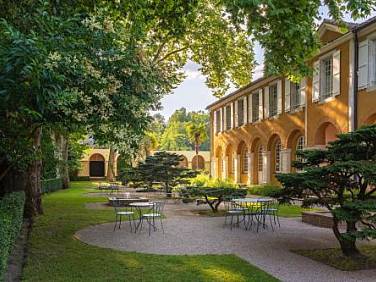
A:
[224, 200, 246, 230]
[113, 198, 134, 231]
[139, 201, 165, 235]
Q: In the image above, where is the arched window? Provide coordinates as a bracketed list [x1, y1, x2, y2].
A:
[275, 141, 282, 172]
[296, 136, 305, 171]
[258, 146, 263, 172]
[242, 150, 249, 173]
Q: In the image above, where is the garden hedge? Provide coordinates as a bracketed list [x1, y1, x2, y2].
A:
[248, 185, 281, 198]
[41, 178, 63, 193]
[0, 191, 25, 280]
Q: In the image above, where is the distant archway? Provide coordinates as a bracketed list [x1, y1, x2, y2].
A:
[315, 122, 339, 146]
[215, 146, 223, 178]
[192, 155, 205, 170]
[89, 154, 105, 177]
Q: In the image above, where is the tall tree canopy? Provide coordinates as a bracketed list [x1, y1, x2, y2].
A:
[223, 0, 376, 79]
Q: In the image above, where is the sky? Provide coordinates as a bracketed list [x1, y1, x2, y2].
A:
[154, 7, 375, 120]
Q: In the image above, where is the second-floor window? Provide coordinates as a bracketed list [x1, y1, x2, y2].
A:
[225, 105, 231, 130]
[290, 83, 301, 110]
[269, 84, 278, 117]
[320, 56, 333, 100]
[237, 99, 244, 126]
[252, 92, 259, 122]
[215, 110, 221, 133]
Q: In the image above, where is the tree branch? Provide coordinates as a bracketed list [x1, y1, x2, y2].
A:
[154, 46, 189, 65]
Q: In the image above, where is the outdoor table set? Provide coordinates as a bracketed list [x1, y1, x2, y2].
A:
[225, 197, 280, 232]
[113, 198, 165, 235]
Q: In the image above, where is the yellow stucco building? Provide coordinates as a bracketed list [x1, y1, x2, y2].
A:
[207, 18, 376, 185]
[78, 148, 119, 178]
[77, 149, 211, 178]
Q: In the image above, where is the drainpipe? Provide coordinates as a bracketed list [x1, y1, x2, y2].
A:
[352, 28, 359, 130]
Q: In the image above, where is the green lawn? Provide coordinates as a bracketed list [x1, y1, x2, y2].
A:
[22, 181, 278, 282]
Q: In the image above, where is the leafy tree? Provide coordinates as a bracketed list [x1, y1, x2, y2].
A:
[223, 0, 376, 80]
[276, 125, 376, 258]
[136, 152, 198, 197]
[159, 108, 210, 151]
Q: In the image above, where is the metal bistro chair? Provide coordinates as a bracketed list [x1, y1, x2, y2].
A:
[113, 198, 134, 231]
[224, 200, 246, 230]
[139, 201, 165, 236]
[247, 200, 275, 232]
[263, 199, 281, 229]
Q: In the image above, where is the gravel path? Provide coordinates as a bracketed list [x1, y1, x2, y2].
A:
[75, 202, 376, 282]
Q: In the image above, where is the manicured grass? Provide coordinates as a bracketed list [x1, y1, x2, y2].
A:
[277, 204, 319, 218]
[22, 181, 278, 282]
[294, 246, 376, 271]
[194, 204, 318, 218]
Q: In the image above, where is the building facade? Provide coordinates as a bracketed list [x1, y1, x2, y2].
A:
[78, 148, 119, 178]
[207, 18, 376, 185]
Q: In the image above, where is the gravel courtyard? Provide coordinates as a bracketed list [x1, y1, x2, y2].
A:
[76, 201, 376, 282]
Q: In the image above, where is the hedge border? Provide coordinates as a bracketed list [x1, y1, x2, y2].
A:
[0, 191, 25, 281]
[41, 178, 63, 194]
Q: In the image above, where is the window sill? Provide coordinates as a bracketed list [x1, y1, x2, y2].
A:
[318, 96, 335, 104]
[288, 106, 304, 114]
[366, 85, 376, 92]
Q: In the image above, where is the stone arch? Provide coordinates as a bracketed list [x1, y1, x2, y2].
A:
[215, 146, 223, 178]
[225, 144, 234, 180]
[89, 153, 105, 177]
[250, 138, 264, 184]
[314, 121, 340, 146]
[287, 129, 305, 172]
[237, 141, 249, 184]
[192, 155, 205, 170]
[286, 129, 304, 149]
[267, 134, 282, 183]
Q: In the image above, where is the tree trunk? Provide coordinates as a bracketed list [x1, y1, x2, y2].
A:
[61, 135, 69, 189]
[332, 216, 362, 258]
[25, 127, 43, 217]
[107, 147, 116, 182]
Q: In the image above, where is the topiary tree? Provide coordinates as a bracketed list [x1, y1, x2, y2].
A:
[137, 152, 198, 197]
[276, 125, 376, 258]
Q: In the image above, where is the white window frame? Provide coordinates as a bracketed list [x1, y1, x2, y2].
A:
[275, 141, 282, 173]
[251, 91, 260, 122]
[242, 150, 249, 174]
[237, 98, 245, 127]
[225, 105, 232, 130]
[320, 55, 333, 101]
[367, 34, 376, 90]
[295, 136, 305, 172]
[258, 146, 263, 172]
[290, 82, 301, 111]
[269, 83, 278, 117]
